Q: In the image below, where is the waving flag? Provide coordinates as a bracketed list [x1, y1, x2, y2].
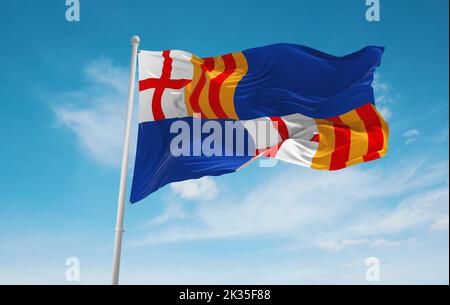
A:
[138, 43, 384, 121]
[130, 43, 388, 203]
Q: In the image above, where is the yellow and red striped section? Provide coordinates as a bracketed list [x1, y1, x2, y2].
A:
[311, 103, 389, 170]
[184, 52, 248, 120]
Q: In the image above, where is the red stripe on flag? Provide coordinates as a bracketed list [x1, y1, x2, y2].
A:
[356, 104, 384, 162]
[203, 57, 215, 71]
[256, 117, 289, 158]
[151, 50, 172, 120]
[139, 78, 190, 91]
[270, 117, 289, 141]
[310, 133, 320, 143]
[327, 116, 351, 170]
[209, 54, 236, 118]
[362, 152, 381, 162]
[189, 57, 215, 117]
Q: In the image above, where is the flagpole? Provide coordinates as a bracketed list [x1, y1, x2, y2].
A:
[111, 35, 140, 285]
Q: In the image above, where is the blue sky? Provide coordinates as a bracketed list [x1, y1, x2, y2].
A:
[0, 0, 448, 284]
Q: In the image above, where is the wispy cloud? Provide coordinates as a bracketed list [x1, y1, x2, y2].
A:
[315, 238, 369, 253]
[373, 73, 396, 105]
[430, 214, 449, 231]
[403, 129, 420, 138]
[430, 128, 449, 144]
[130, 158, 449, 250]
[370, 238, 416, 249]
[377, 106, 392, 121]
[347, 187, 449, 236]
[373, 73, 396, 120]
[170, 177, 219, 200]
[403, 129, 420, 145]
[314, 237, 416, 253]
[142, 201, 186, 226]
[53, 58, 132, 166]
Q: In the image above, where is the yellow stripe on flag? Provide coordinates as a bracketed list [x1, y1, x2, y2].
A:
[311, 119, 336, 170]
[377, 107, 389, 157]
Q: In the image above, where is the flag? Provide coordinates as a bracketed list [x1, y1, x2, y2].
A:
[130, 43, 388, 203]
[130, 102, 388, 203]
[138, 43, 384, 121]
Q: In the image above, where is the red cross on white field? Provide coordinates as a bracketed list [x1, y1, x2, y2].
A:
[139, 50, 191, 120]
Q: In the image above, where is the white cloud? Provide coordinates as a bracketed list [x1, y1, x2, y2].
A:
[377, 106, 392, 120]
[430, 214, 449, 231]
[373, 73, 395, 105]
[403, 129, 420, 145]
[404, 138, 415, 145]
[370, 238, 416, 249]
[373, 73, 395, 120]
[430, 128, 449, 144]
[314, 237, 417, 253]
[403, 129, 420, 138]
[54, 58, 132, 166]
[131, 159, 449, 249]
[347, 187, 449, 237]
[170, 176, 218, 200]
[84, 58, 129, 95]
[143, 201, 186, 226]
[315, 238, 369, 253]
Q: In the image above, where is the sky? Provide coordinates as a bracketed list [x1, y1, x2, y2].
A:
[0, 0, 448, 284]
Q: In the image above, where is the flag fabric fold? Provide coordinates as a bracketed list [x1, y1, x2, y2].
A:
[138, 43, 384, 122]
[130, 103, 388, 203]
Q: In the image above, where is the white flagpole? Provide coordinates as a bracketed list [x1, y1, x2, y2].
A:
[111, 35, 140, 285]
